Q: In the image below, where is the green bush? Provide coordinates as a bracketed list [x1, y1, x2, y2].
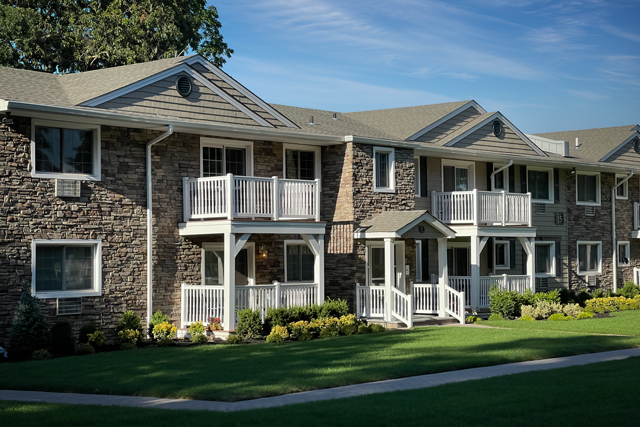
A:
[149, 310, 170, 337]
[559, 288, 577, 305]
[592, 289, 604, 298]
[487, 313, 504, 321]
[619, 281, 640, 299]
[120, 342, 138, 350]
[87, 330, 106, 349]
[577, 312, 595, 319]
[318, 324, 339, 339]
[289, 320, 313, 341]
[226, 335, 245, 345]
[357, 324, 372, 334]
[520, 305, 535, 319]
[520, 315, 536, 321]
[532, 301, 563, 320]
[116, 311, 143, 336]
[465, 315, 481, 323]
[9, 283, 50, 361]
[236, 309, 263, 339]
[576, 289, 593, 307]
[191, 334, 208, 344]
[152, 322, 177, 340]
[488, 287, 524, 319]
[369, 324, 386, 333]
[266, 325, 289, 343]
[534, 290, 561, 304]
[318, 298, 349, 318]
[78, 322, 99, 344]
[562, 303, 583, 318]
[118, 329, 142, 345]
[75, 343, 95, 355]
[157, 337, 176, 347]
[50, 319, 75, 356]
[189, 321, 206, 337]
[31, 349, 52, 360]
[548, 313, 568, 321]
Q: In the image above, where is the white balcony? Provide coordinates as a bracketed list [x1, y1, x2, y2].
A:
[431, 189, 532, 226]
[183, 174, 320, 222]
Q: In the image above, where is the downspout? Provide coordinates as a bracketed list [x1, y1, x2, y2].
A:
[612, 171, 633, 293]
[146, 125, 174, 331]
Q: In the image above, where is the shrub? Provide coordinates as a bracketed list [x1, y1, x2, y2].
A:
[116, 311, 143, 336]
[465, 315, 481, 323]
[78, 322, 99, 344]
[157, 337, 176, 347]
[520, 315, 536, 321]
[87, 330, 106, 348]
[619, 281, 640, 299]
[531, 301, 563, 320]
[520, 305, 535, 319]
[152, 322, 177, 340]
[562, 303, 583, 318]
[577, 312, 595, 319]
[266, 325, 289, 343]
[149, 311, 169, 337]
[120, 343, 138, 350]
[488, 287, 524, 319]
[592, 289, 604, 298]
[207, 317, 222, 331]
[236, 309, 263, 339]
[226, 335, 244, 345]
[189, 321, 206, 337]
[9, 283, 50, 360]
[548, 313, 568, 321]
[191, 334, 208, 344]
[369, 324, 386, 333]
[487, 313, 504, 321]
[339, 314, 361, 335]
[75, 343, 95, 355]
[318, 298, 349, 318]
[586, 296, 640, 313]
[0, 347, 8, 361]
[32, 349, 52, 360]
[289, 320, 313, 341]
[118, 329, 142, 345]
[357, 324, 372, 334]
[576, 289, 593, 307]
[559, 288, 577, 305]
[50, 319, 75, 356]
[534, 290, 561, 304]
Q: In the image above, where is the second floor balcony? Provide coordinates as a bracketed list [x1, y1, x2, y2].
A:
[431, 189, 532, 226]
[183, 174, 320, 222]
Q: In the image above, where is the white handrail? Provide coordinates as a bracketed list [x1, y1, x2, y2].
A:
[356, 284, 385, 318]
[391, 287, 413, 328]
[412, 283, 439, 314]
[444, 285, 465, 324]
[431, 190, 531, 226]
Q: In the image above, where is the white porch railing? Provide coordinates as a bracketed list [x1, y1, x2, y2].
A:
[431, 190, 531, 226]
[448, 276, 472, 307]
[634, 268, 640, 286]
[444, 285, 465, 324]
[412, 283, 439, 314]
[391, 287, 413, 328]
[634, 202, 640, 230]
[356, 284, 385, 318]
[181, 282, 318, 328]
[479, 275, 531, 308]
[183, 174, 320, 222]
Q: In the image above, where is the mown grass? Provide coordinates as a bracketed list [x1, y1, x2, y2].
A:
[2, 356, 639, 427]
[1, 311, 639, 402]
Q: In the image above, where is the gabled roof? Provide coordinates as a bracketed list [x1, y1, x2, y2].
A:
[355, 210, 455, 238]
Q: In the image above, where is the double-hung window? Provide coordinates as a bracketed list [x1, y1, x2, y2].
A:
[615, 175, 628, 200]
[32, 240, 102, 298]
[535, 242, 556, 277]
[576, 171, 600, 206]
[492, 165, 509, 192]
[577, 241, 602, 275]
[283, 144, 320, 180]
[527, 167, 553, 203]
[442, 161, 474, 192]
[32, 120, 100, 180]
[201, 138, 253, 177]
[373, 147, 395, 192]
[617, 241, 630, 267]
[285, 242, 315, 282]
[494, 240, 509, 270]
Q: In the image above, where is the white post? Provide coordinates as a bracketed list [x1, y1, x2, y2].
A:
[527, 192, 532, 227]
[437, 237, 448, 317]
[314, 178, 321, 222]
[431, 190, 437, 218]
[222, 232, 236, 331]
[501, 190, 506, 226]
[410, 281, 415, 313]
[272, 176, 279, 221]
[226, 174, 234, 220]
[274, 281, 281, 309]
[180, 283, 186, 329]
[519, 237, 536, 293]
[384, 238, 394, 322]
[470, 236, 481, 309]
[183, 177, 190, 222]
[316, 234, 325, 303]
[473, 189, 479, 225]
[502, 273, 508, 291]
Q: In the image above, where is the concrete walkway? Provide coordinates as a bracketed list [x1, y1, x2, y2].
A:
[1, 348, 639, 412]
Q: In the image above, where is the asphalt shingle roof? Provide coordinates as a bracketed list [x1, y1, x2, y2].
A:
[359, 210, 429, 233]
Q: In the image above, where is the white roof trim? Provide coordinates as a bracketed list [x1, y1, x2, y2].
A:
[185, 56, 299, 129]
[80, 63, 274, 128]
[396, 212, 456, 238]
[444, 112, 548, 157]
[407, 101, 486, 141]
[598, 132, 640, 162]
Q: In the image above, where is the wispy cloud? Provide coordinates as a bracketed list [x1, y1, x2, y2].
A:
[566, 89, 610, 100]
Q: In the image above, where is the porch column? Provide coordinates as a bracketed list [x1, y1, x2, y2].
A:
[519, 237, 536, 293]
[301, 234, 325, 303]
[470, 236, 481, 309]
[384, 237, 394, 322]
[223, 232, 236, 331]
[437, 237, 448, 317]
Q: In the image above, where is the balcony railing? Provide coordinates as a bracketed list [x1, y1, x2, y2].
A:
[183, 174, 320, 222]
[431, 190, 531, 226]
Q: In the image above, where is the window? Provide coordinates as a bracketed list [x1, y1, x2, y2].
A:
[535, 242, 556, 277]
[367, 242, 405, 286]
[32, 120, 100, 180]
[416, 240, 422, 282]
[373, 147, 395, 192]
[283, 144, 320, 180]
[202, 242, 255, 286]
[616, 175, 628, 199]
[527, 167, 553, 203]
[618, 241, 630, 267]
[285, 242, 315, 282]
[576, 172, 600, 206]
[31, 240, 102, 298]
[447, 245, 470, 277]
[577, 241, 602, 275]
[491, 165, 509, 192]
[200, 138, 253, 177]
[442, 160, 474, 192]
[494, 241, 509, 270]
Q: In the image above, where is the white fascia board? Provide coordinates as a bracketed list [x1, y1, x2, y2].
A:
[82, 64, 274, 128]
[0, 99, 8, 111]
[396, 214, 456, 238]
[353, 231, 399, 239]
[451, 225, 537, 238]
[184, 55, 299, 129]
[178, 220, 326, 236]
[407, 101, 486, 141]
[443, 112, 548, 157]
[598, 132, 640, 162]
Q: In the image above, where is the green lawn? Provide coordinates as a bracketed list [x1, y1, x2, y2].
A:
[1, 311, 639, 401]
[2, 356, 639, 427]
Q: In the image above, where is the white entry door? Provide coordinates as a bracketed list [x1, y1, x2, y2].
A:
[367, 242, 406, 288]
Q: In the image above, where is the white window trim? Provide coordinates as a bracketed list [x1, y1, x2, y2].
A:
[416, 240, 423, 282]
[31, 119, 101, 181]
[373, 147, 395, 193]
[526, 166, 554, 204]
[618, 241, 630, 267]
[284, 240, 316, 283]
[494, 240, 510, 271]
[441, 159, 475, 192]
[615, 174, 628, 200]
[491, 164, 509, 192]
[202, 242, 255, 286]
[282, 143, 322, 180]
[200, 137, 254, 177]
[576, 241, 602, 276]
[576, 171, 601, 206]
[535, 241, 556, 278]
[31, 239, 102, 299]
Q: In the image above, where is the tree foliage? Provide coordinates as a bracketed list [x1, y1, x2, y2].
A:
[0, 0, 233, 73]
[9, 282, 50, 360]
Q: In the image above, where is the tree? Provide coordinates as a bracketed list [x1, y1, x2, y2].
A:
[0, 1, 233, 73]
[9, 282, 50, 360]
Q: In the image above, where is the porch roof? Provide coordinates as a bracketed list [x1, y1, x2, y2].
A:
[354, 210, 455, 239]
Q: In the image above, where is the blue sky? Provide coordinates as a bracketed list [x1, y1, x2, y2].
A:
[213, 1, 639, 133]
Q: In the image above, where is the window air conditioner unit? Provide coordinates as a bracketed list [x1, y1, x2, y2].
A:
[55, 179, 81, 198]
[585, 206, 595, 217]
[586, 276, 597, 288]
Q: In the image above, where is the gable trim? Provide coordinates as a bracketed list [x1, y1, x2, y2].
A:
[81, 64, 274, 128]
[444, 112, 548, 157]
[598, 131, 640, 162]
[185, 56, 299, 129]
[407, 101, 487, 141]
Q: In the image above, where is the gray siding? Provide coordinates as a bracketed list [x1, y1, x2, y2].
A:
[454, 122, 540, 156]
[415, 107, 480, 143]
[604, 138, 640, 168]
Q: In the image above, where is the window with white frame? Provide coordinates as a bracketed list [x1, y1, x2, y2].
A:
[527, 167, 553, 203]
[492, 165, 509, 192]
[442, 160, 474, 192]
[577, 241, 602, 275]
[494, 240, 509, 270]
[202, 242, 254, 286]
[618, 241, 630, 267]
[373, 147, 395, 192]
[201, 138, 253, 177]
[535, 242, 556, 277]
[576, 171, 600, 206]
[615, 175, 628, 199]
[285, 241, 315, 282]
[32, 120, 101, 180]
[32, 240, 102, 298]
[284, 144, 321, 180]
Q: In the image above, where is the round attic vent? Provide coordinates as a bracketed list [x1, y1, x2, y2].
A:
[175, 76, 192, 97]
[492, 120, 503, 137]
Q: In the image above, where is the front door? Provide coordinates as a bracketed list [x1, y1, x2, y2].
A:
[447, 246, 470, 277]
[367, 242, 406, 288]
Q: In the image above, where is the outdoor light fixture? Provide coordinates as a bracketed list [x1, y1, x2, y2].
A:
[2, 112, 13, 125]
[571, 167, 576, 174]
[259, 244, 268, 258]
